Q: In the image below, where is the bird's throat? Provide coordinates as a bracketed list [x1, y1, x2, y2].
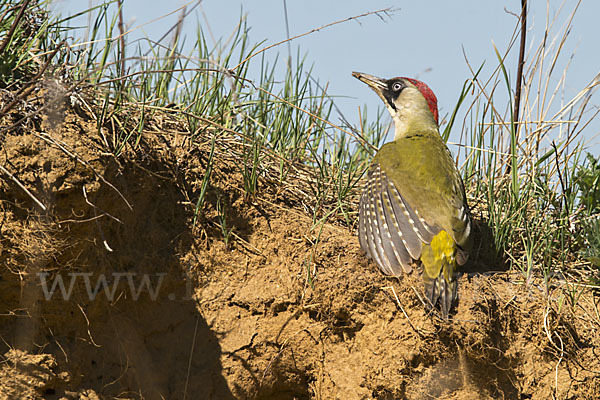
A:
[393, 109, 439, 140]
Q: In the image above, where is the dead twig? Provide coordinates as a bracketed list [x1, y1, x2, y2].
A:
[232, 7, 397, 71]
[82, 185, 115, 252]
[0, 164, 46, 211]
[382, 285, 427, 338]
[513, 0, 527, 128]
[183, 314, 200, 400]
[77, 303, 101, 348]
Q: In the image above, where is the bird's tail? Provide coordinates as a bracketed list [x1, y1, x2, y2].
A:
[423, 268, 457, 318]
[420, 230, 458, 318]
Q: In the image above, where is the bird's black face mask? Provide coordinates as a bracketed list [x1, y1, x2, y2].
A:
[383, 79, 405, 111]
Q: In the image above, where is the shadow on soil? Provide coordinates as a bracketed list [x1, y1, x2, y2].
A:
[0, 151, 234, 399]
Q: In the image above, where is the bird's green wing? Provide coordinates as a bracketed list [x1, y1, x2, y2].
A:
[375, 136, 472, 258]
[358, 162, 438, 275]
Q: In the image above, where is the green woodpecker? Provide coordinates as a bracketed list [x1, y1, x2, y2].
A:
[353, 71, 472, 318]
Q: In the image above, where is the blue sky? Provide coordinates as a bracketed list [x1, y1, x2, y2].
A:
[52, 0, 600, 149]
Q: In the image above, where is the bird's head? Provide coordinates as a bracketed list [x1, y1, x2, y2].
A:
[352, 72, 439, 139]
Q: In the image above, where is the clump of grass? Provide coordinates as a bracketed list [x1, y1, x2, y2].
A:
[5, 1, 389, 247]
[581, 219, 600, 268]
[575, 153, 600, 267]
[576, 153, 600, 214]
[453, 2, 600, 293]
[46, 3, 387, 222]
[0, 0, 51, 87]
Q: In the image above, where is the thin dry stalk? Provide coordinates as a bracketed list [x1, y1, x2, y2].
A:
[513, 0, 527, 135]
[232, 7, 397, 71]
[0, 165, 46, 211]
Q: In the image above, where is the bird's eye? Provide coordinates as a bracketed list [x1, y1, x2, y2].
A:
[392, 82, 403, 92]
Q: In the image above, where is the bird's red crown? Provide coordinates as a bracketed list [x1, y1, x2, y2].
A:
[403, 78, 439, 124]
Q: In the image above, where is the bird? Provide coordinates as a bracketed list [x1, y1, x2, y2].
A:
[352, 71, 472, 318]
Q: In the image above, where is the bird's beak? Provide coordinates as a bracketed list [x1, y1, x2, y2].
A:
[352, 71, 387, 94]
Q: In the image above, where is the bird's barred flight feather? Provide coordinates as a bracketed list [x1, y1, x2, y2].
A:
[359, 164, 444, 276]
